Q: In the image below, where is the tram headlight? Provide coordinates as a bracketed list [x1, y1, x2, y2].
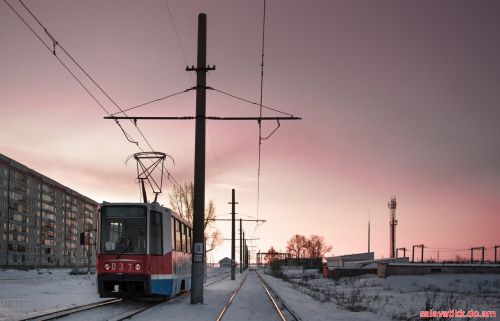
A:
[104, 263, 111, 271]
[134, 263, 141, 271]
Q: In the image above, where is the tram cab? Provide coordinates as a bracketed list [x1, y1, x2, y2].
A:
[97, 202, 192, 297]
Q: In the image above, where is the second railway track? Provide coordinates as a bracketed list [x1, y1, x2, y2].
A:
[215, 270, 300, 321]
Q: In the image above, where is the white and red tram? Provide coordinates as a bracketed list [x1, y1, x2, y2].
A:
[97, 202, 192, 297]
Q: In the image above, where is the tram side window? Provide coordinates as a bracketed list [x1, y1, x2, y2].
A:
[190, 228, 193, 254]
[175, 219, 182, 251]
[180, 223, 186, 253]
[171, 217, 176, 251]
[183, 225, 189, 253]
[150, 211, 162, 255]
[186, 227, 191, 253]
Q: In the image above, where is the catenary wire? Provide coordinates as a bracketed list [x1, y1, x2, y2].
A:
[161, 0, 227, 188]
[209, 87, 294, 117]
[163, 0, 195, 85]
[11, 0, 181, 189]
[109, 87, 195, 116]
[256, 0, 267, 229]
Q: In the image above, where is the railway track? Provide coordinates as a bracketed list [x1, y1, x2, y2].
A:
[215, 270, 300, 321]
[256, 271, 301, 321]
[18, 298, 122, 321]
[215, 273, 248, 321]
[205, 271, 231, 286]
[18, 270, 232, 321]
[19, 298, 164, 321]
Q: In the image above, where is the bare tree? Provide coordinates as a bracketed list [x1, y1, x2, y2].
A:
[286, 234, 308, 258]
[168, 182, 194, 222]
[168, 182, 222, 253]
[264, 246, 280, 264]
[204, 200, 222, 253]
[304, 234, 332, 258]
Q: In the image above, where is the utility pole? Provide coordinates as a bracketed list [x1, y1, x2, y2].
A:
[240, 218, 243, 273]
[229, 189, 236, 280]
[368, 219, 370, 253]
[246, 243, 249, 269]
[241, 231, 247, 271]
[104, 12, 300, 304]
[189, 13, 215, 305]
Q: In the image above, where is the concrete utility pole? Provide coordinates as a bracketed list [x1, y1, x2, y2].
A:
[104, 12, 299, 304]
[189, 13, 215, 304]
[229, 189, 237, 280]
[241, 231, 247, 271]
[240, 218, 243, 273]
[368, 219, 370, 253]
[388, 197, 398, 258]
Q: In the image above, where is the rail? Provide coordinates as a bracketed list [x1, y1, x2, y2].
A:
[214, 272, 248, 321]
[256, 270, 301, 321]
[19, 270, 238, 321]
[19, 298, 122, 321]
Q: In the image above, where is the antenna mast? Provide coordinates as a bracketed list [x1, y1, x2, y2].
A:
[388, 196, 398, 258]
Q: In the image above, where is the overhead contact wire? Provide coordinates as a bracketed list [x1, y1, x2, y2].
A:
[13, 0, 181, 189]
[209, 87, 294, 117]
[257, 0, 267, 226]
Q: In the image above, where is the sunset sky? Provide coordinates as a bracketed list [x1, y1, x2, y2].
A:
[1, 0, 499, 263]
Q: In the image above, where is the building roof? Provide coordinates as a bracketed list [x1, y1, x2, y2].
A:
[219, 257, 231, 262]
[0, 153, 98, 205]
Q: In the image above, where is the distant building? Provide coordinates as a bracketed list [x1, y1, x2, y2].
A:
[219, 257, 232, 267]
[0, 154, 98, 267]
[326, 252, 375, 268]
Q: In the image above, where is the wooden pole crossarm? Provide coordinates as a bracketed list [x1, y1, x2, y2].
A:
[105, 116, 301, 121]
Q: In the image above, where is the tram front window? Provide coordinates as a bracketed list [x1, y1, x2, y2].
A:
[100, 206, 147, 254]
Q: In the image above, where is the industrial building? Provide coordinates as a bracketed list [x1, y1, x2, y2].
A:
[326, 252, 375, 268]
[0, 154, 98, 267]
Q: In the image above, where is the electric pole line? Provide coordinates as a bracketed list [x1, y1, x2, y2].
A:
[211, 218, 267, 222]
[240, 218, 243, 274]
[106, 116, 300, 121]
[243, 230, 246, 271]
[103, 13, 301, 304]
[230, 189, 236, 280]
[223, 238, 259, 241]
[189, 13, 214, 305]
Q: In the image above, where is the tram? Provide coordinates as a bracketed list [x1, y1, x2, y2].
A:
[97, 202, 192, 297]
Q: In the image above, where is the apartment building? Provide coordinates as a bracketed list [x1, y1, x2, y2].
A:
[0, 153, 98, 267]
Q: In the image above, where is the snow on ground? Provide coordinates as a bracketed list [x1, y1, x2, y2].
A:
[3, 266, 498, 321]
[131, 270, 246, 321]
[260, 271, 391, 321]
[262, 269, 500, 321]
[0, 268, 103, 321]
[0, 267, 232, 321]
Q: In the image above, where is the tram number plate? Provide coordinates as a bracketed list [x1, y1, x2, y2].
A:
[193, 254, 203, 262]
[194, 243, 204, 254]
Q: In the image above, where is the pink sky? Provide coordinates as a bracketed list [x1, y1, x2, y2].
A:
[1, 0, 499, 263]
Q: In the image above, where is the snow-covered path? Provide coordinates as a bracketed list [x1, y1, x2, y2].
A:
[221, 271, 281, 321]
[261, 272, 392, 321]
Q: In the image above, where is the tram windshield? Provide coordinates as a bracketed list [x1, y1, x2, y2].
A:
[100, 206, 147, 254]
